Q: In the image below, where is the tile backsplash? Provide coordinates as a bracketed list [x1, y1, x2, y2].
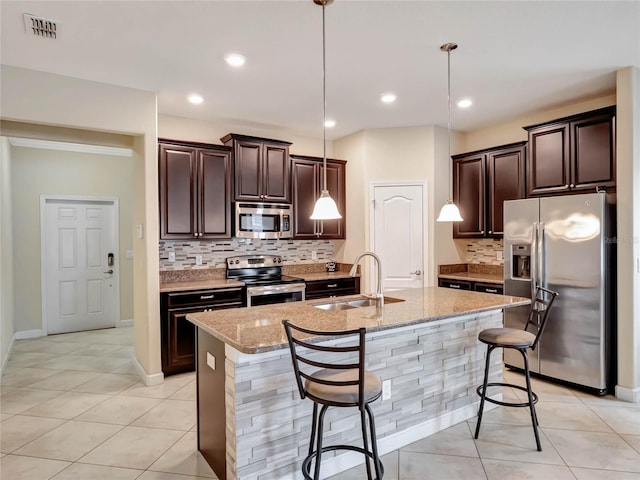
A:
[159, 238, 335, 271]
[465, 239, 504, 265]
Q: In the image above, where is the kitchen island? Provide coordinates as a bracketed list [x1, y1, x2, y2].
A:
[187, 287, 529, 480]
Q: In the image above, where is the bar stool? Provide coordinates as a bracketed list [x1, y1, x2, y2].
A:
[282, 320, 384, 480]
[474, 286, 558, 451]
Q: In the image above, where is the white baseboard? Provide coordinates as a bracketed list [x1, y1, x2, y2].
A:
[1, 333, 17, 376]
[615, 384, 640, 403]
[117, 318, 133, 328]
[134, 355, 164, 386]
[15, 329, 45, 339]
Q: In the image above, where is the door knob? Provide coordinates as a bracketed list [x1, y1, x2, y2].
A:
[411, 270, 422, 275]
[104, 269, 114, 275]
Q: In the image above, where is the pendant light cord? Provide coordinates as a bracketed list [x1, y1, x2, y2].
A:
[446, 47, 452, 200]
[322, 3, 328, 192]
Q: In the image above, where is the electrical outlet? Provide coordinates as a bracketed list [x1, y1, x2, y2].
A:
[497, 251, 503, 261]
[382, 380, 391, 400]
[195, 254, 203, 266]
[311, 250, 318, 260]
[207, 352, 216, 370]
[168, 252, 175, 262]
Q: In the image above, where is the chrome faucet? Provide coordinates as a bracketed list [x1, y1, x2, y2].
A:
[349, 251, 384, 307]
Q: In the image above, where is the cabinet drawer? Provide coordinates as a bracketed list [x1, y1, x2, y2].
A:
[473, 282, 503, 295]
[438, 278, 472, 290]
[166, 288, 244, 308]
[305, 277, 360, 299]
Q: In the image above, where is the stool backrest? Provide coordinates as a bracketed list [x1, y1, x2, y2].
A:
[282, 319, 367, 407]
[524, 286, 559, 351]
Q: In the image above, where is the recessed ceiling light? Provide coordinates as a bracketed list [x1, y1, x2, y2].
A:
[324, 119, 336, 128]
[225, 53, 246, 67]
[188, 94, 203, 105]
[457, 98, 473, 108]
[381, 93, 396, 103]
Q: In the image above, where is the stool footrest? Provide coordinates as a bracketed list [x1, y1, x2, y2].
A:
[302, 444, 384, 480]
[476, 382, 538, 408]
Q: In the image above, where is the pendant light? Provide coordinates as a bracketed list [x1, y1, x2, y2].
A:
[310, 0, 342, 221]
[436, 42, 463, 223]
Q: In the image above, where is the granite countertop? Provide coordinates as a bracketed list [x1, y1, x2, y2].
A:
[186, 287, 530, 354]
[293, 271, 356, 281]
[160, 278, 245, 293]
[438, 263, 504, 285]
[437, 271, 504, 284]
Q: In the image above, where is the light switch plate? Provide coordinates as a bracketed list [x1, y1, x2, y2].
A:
[207, 352, 216, 370]
[195, 255, 203, 266]
[497, 251, 503, 261]
[168, 252, 175, 262]
[126, 250, 134, 259]
[311, 250, 318, 260]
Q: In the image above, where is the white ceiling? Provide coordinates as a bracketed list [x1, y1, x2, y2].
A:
[2, 1, 639, 141]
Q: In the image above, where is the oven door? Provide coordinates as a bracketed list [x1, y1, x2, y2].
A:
[246, 283, 306, 307]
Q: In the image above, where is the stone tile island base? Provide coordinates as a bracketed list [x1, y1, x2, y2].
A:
[196, 310, 503, 480]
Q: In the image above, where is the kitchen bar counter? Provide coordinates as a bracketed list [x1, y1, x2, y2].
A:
[187, 288, 528, 480]
[187, 287, 527, 354]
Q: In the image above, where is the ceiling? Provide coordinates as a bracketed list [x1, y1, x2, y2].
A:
[1, 1, 639, 141]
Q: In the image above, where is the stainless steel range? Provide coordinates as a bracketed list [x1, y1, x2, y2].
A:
[226, 254, 305, 307]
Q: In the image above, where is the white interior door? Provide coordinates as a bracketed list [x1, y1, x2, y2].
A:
[43, 197, 119, 334]
[372, 184, 425, 291]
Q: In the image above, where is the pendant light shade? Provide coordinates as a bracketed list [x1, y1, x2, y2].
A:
[310, 0, 342, 221]
[437, 42, 463, 223]
[436, 200, 463, 222]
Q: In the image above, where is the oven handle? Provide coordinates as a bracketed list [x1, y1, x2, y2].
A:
[246, 283, 306, 296]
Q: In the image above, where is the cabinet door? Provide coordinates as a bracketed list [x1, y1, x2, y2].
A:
[453, 154, 486, 238]
[318, 161, 346, 239]
[163, 308, 197, 375]
[487, 145, 525, 236]
[263, 143, 291, 202]
[527, 124, 570, 196]
[234, 140, 262, 201]
[159, 144, 197, 239]
[199, 149, 232, 238]
[570, 112, 616, 191]
[292, 159, 318, 238]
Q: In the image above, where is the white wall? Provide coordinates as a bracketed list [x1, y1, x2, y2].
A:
[0, 138, 14, 373]
[0, 66, 161, 383]
[10, 146, 134, 333]
[158, 114, 326, 157]
[334, 126, 465, 288]
[616, 67, 640, 402]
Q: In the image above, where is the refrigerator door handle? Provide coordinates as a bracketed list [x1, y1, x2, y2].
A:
[538, 222, 545, 288]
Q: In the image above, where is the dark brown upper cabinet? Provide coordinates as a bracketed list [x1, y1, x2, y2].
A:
[159, 140, 233, 240]
[453, 142, 526, 238]
[221, 133, 292, 203]
[291, 154, 346, 239]
[524, 106, 615, 196]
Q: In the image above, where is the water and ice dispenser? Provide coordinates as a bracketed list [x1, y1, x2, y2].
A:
[512, 244, 531, 279]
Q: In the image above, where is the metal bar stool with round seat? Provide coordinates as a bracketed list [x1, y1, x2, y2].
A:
[474, 286, 558, 451]
[282, 320, 384, 480]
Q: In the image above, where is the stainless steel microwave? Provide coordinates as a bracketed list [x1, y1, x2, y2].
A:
[235, 202, 293, 239]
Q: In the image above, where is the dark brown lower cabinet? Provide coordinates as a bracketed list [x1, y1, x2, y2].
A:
[160, 287, 244, 376]
[438, 278, 503, 294]
[305, 277, 360, 299]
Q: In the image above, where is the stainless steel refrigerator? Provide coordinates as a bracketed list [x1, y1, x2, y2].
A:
[503, 192, 616, 394]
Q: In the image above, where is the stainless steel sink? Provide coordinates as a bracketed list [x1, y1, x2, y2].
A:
[312, 296, 404, 311]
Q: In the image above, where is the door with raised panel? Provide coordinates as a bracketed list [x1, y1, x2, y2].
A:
[43, 198, 118, 334]
[159, 143, 196, 239]
[526, 123, 571, 196]
[487, 145, 525, 236]
[453, 154, 485, 238]
[372, 184, 424, 291]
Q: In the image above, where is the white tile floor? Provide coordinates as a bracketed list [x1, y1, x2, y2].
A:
[1, 327, 639, 480]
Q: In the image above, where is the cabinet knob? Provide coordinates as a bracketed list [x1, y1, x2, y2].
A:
[481, 230, 485, 234]
[570, 184, 575, 188]
[565, 184, 569, 188]
[488, 231, 492, 234]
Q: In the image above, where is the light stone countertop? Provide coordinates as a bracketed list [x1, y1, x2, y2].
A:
[160, 278, 245, 293]
[187, 287, 530, 354]
[292, 271, 355, 281]
[437, 271, 504, 284]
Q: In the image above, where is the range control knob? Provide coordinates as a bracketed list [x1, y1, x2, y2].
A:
[235, 259, 239, 264]
[278, 258, 282, 263]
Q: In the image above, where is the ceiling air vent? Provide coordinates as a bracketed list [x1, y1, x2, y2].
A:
[23, 13, 58, 39]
